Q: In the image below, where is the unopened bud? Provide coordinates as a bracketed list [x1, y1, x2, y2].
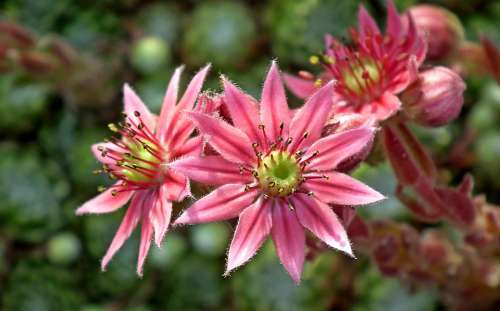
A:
[402, 67, 465, 127]
[18, 51, 54, 74]
[406, 5, 465, 61]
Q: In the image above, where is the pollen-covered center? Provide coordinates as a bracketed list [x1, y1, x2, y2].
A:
[342, 58, 381, 96]
[116, 137, 163, 183]
[97, 111, 166, 194]
[257, 150, 301, 197]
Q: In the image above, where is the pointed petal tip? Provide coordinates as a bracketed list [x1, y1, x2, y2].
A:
[100, 258, 109, 272]
[75, 207, 86, 215]
[172, 214, 189, 226]
[270, 59, 279, 68]
[291, 275, 301, 285]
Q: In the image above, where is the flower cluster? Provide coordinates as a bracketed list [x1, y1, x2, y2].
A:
[284, 0, 464, 127]
[77, 0, 480, 289]
[77, 60, 383, 282]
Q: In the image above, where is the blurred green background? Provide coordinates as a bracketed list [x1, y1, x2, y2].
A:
[0, 0, 499, 310]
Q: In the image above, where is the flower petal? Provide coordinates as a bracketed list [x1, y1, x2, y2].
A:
[169, 156, 253, 186]
[177, 64, 211, 112]
[150, 186, 172, 247]
[302, 127, 376, 172]
[283, 73, 316, 99]
[160, 65, 210, 148]
[385, 0, 403, 39]
[76, 183, 133, 215]
[163, 170, 190, 202]
[101, 191, 144, 270]
[288, 81, 334, 152]
[222, 77, 264, 145]
[157, 66, 184, 142]
[226, 196, 272, 274]
[171, 135, 203, 159]
[358, 5, 380, 37]
[291, 194, 352, 256]
[91, 142, 121, 165]
[271, 200, 305, 284]
[137, 205, 153, 277]
[373, 92, 401, 121]
[123, 84, 155, 130]
[175, 184, 259, 225]
[187, 112, 256, 165]
[261, 61, 290, 141]
[304, 172, 385, 206]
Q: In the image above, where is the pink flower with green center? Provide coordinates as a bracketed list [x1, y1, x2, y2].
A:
[76, 65, 210, 275]
[284, 0, 427, 121]
[170, 62, 384, 283]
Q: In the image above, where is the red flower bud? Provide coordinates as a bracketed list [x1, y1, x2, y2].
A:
[406, 5, 465, 61]
[402, 67, 465, 127]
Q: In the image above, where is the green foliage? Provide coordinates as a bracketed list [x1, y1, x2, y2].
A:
[137, 3, 181, 45]
[353, 163, 411, 220]
[0, 75, 50, 133]
[353, 266, 438, 311]
[47, 232, 81, 264]
[67, 127, 111, 192]
[182, 1, 257, 69]
[264, 0, 361, 65]
[2, 260, 83, 310]
[0, 144, 61, 242]
[130, 36, 171, 75]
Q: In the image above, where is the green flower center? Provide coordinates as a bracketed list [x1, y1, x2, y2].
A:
[257, 150, 301, 197]
[117, 137, 163, 183]
[342, 58, 381, 95]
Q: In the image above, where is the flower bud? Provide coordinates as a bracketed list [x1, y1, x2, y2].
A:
[406, 5, 465, 61]
[402, 67, 465, 127]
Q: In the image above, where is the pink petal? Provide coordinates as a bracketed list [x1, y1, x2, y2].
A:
[283, 73, 316, 99]
[407, 12, 428, 65]
[137, 204, 154, 276]
[302, 127, 376, 172]
[385, 0, 403, 39]
[166, 116, 196, 151]
[76, 183, 133, 215]
[187, 112, 256, 165]
[222, 77, 264, 145]
[261, 61, 290, 141]
[358, 5, 380, 37]
[226, 196, 272, 274]
[157, 66, 184, 142]
[169, 156, 253, 186]
[171, 135, 203, 158]
[159, 65, 210, 147]
[291, 194, 352, 256]
[163, 170, 190, 202]
[271, 200, 305, 284]
[304, 172, 385, 206]
[288, 81, 334, 152]
[91, 142, 120, 165]
[150, 186, 172, 247]
[177, 65, 211, 112]
[175, 184, 259, 225]
[373, 92, 401, 121]
[101, 191, 145, 270]
[123, 84, 155, 130]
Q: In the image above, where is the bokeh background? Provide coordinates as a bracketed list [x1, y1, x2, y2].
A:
[0, 0, 499, 310]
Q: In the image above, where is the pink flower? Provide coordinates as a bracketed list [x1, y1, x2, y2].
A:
[284, 0, 426, 122]
[76, 65, 210, 275]
[170, 62, 384, 283]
